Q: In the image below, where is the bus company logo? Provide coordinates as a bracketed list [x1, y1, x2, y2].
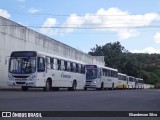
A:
[2, 112, 11, 117]
[61, 74, 71, 78]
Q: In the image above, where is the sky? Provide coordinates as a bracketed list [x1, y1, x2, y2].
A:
[0, 0, 160, 54]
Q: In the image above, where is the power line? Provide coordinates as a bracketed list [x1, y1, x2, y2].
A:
[0, 25, 159, 37]
[0, 24, 160, 29]
[7, 10, 160, 18]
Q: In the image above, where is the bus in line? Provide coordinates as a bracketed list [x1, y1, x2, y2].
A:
[117, 73, 127, 89]
[7, 51, 86, 91]
[127, 76, 136, 89]
[136, 78, 144, 89]
[84, 64, 118, 90]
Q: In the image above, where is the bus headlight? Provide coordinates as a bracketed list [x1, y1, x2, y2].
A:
[93, 80, 97, 84]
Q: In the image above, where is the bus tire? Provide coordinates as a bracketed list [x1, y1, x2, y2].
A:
[52, 87, 59, 91]
[100, 82, 104, 90]
[112, 83, 114, 90]
[21, 86, 28, 91]
[123, 84, 125, 90]
[43, 79, 52, 91]
[68, 80, 77, 91]
[84, 87, 87, 90]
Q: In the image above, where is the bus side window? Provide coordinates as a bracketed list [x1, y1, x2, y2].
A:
[111, 71, 113, 77]
[53, 58, 58, 70]
[46, 57, 51, 69]
[57, 59, 61, 70]
[50, 58, 53, 69]
[124, 76, 127, 81]
[78, 64, 81, 73]
[109, 70, 111, 77]
[67, 61, 71, 72]
[60, 60, 65, 71]
[76, 63, 79, 73]
[37, 57, 45, 72]
[70, 62, 73, 72]
[81, 65, 85, 74]
[64, 61, 67, 71]
[115, 71, 118, 78]
[102, 69, 105, 76]
[97, 68, 101, 78]
[105, 70, 107, 76]
[71, 63, 76, 73]
[74, 63, 76, 72]
[106, 70, 109, 77]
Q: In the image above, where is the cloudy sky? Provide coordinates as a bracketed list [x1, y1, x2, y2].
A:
[0, 0, 160, 54]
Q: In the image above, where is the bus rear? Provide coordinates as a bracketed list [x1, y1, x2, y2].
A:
[117, 73, 127, 89]
[8, 51, 37, 91]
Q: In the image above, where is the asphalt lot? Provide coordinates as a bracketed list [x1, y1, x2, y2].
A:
[0, 89, 160, 120]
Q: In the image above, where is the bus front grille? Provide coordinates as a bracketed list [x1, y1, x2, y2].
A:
[13, 76, 29, 78]
[16, 82, 26, 84]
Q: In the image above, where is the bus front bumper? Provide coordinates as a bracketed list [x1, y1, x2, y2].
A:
[7, 81, 35, 87]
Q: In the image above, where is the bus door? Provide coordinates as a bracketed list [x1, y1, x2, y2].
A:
[37, 56, 46, 86]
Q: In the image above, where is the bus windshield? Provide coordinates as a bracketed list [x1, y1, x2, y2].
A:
[9, 57, 36, 74]
[138, 80, 144, 83]
[86, 68, 97, 80]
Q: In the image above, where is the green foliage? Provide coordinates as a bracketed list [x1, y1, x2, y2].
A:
[89, 41, 160, 84]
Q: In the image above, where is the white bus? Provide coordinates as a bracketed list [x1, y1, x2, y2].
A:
[117, 73, 127, 89]
[136, 78, 144, 89]
[84, 65, 118, 90]
[127, 76, 136, 89]
[7, 51, 86, 91]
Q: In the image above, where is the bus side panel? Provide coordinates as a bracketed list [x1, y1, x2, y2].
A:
[51, 70, 72, 87]
[103, 76, 113, 88]
[73, 73, 85, 89]
[112, 77, 118, 89]
[50, 70, 85, 89]
[36, 72, 46, 87]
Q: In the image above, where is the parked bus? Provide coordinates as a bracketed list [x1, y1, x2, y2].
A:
[117, 73, 127, 89]
[127, 76, 136, 89]
[84, 65, 118, 90]
[7, 51, 85, 91]
[136, 78, 144, 89]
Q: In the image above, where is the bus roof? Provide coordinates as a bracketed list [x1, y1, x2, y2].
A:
[86, 64, 118, 71]
[127, 75, 135, 78]
[136, 78, 143, 80]
[11, 51, 86, 65]
[10, 51, 37, 57]
[118, 73, 127, 76]
[38, 51, 86, 65]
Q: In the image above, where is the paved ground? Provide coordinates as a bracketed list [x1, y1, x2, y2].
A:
[0, 89, 160, 120]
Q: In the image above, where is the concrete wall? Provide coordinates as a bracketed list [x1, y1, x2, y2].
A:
[0, 16, 105, 87]
[144, 84, 154, 89]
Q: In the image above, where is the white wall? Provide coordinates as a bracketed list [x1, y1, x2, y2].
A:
[0, 16, 105, 87]
[144, 84, 154, 89]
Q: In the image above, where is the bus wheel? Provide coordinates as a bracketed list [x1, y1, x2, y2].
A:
[52, 87, 59, 91]
[21, 86, 28, 91]
[123, 84, 125, 90]
[100, 82, 104, 90]
[112, 83, 114, 90]
[84, 87, 87, 90]
[43, 80, 52, 91]
[68, 80, 77, 91]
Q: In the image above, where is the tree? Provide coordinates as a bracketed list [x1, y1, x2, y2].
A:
[88, 41, 160, 84]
